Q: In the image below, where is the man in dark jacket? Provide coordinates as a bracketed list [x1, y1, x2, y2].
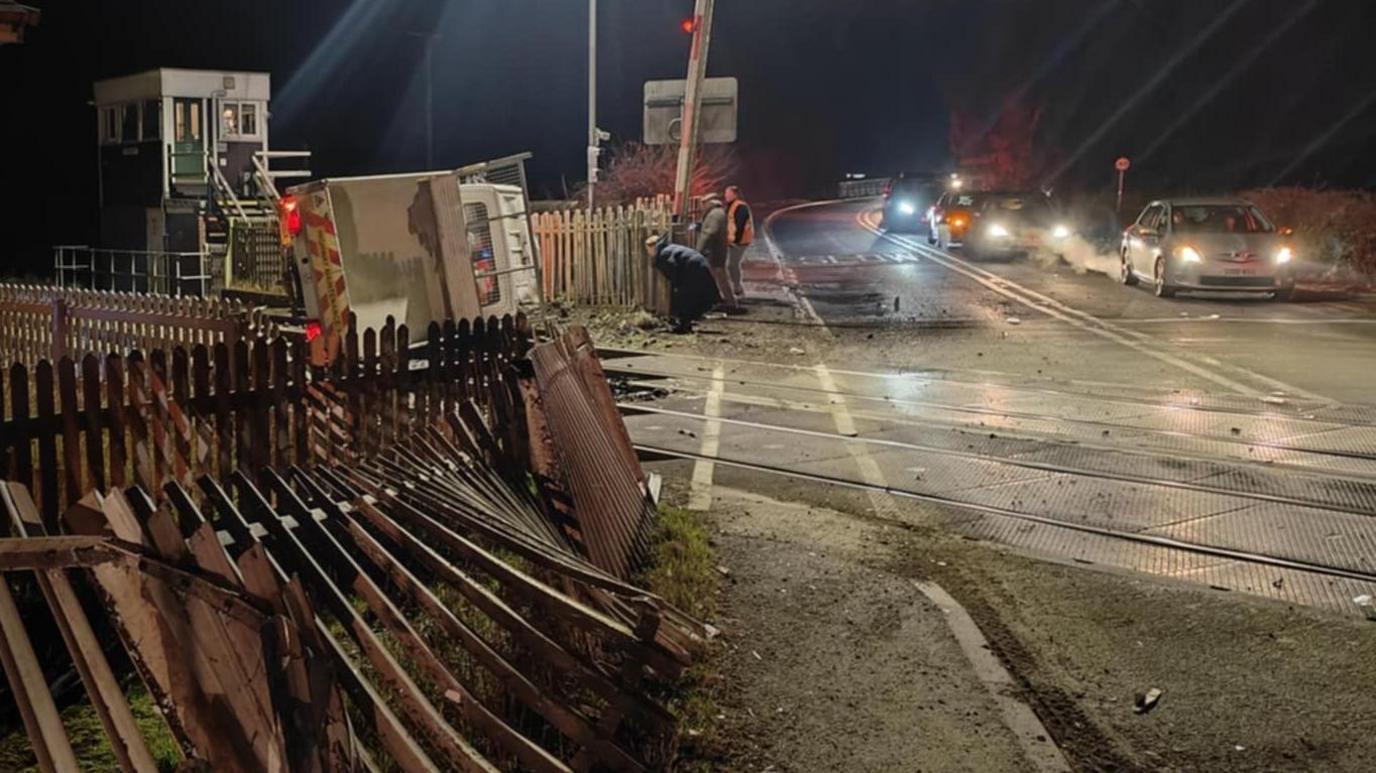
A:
[695, 197, 738, 310]
[646, 235, 720, 333]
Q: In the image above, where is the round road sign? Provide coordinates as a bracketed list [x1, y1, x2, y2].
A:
[1115, 157, 1131, 172]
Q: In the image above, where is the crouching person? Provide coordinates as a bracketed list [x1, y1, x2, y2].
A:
[646, 234, 721, 333]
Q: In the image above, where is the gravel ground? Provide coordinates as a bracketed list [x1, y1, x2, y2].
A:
[686, 484, 1032, 773]
[652, 468, 1376, 773]
[897, 536, 1376, 773]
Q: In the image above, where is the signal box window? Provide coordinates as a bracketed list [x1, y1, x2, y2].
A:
[142, 100, 160, 140]
[120, 104, 139, 143]
[241, 103, 258, 136]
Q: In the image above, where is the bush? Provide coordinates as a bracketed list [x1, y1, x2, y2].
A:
[1241, 187, 1376, 277]
[578, 143, 735, 207]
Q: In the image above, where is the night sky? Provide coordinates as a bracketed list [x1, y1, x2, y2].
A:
[3, 0, 1375, 274]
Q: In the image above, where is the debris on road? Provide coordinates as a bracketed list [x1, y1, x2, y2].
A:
[1007, 317, 1022, 325]
[1135, 688, 1163, 714]
[1355, 595, 1376, 621]
[789, 346, 806, 355]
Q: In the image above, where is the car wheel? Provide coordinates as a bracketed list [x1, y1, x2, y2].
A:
[1120, 249, 1138, 285]
[1272, 286, 1295, 302]
[1153, 257, 1176, 298]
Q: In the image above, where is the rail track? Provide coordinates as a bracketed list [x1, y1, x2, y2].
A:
[601, 347, 1376, 616]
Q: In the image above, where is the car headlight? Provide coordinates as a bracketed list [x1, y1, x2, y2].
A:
[1178, 245, 1202, 263]
[987, 223, 1010, 238]
[897, 200, 916, 215]
[1052, 224, 1071, 239]
[1276, 247, 1293, 264]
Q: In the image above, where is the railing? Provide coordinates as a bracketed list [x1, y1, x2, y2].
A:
[838, 177, 891, 199]
[532, 198, 672, 312]
[53, 245, 212, 297]
[208, 156, 250, 224]
[252, 149, 311, 189]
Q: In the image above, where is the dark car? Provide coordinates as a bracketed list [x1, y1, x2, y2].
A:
[881, 175, 943, 232]
[961, 191, 1072, 259]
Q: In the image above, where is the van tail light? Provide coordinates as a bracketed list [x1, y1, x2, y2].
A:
[280, 194, 302, 236]
[304, 320, 322, 343]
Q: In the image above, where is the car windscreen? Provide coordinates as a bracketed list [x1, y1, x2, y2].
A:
[980, 195, 1052, 221]
[1171, 205, 1274, 234]
[945, 193, 979, 209]
[891, 179, 940, 199]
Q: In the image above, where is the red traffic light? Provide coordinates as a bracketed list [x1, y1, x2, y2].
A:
[680, 18, 694, 34]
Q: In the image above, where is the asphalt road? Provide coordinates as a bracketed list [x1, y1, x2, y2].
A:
[766, 198, 1376, 404]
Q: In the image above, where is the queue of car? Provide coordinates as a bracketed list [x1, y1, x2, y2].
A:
[880, 174, 1296, 300]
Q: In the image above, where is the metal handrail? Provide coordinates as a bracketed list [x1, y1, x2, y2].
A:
[208, 156, 251, 224]
[250, 153, 281, 204]
[51, 246, 210, 297]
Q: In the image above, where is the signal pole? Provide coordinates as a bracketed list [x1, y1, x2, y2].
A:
[587, 0, 598, 209]
[672, 0, 715, 219]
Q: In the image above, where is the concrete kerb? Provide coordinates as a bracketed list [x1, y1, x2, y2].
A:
[913, 580, 1074, 773]
[760, 199, 844, 332]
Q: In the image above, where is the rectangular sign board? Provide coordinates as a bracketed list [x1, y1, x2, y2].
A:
[643, 76, 738, 145]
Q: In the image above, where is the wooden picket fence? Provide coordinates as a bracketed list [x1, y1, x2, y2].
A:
[533, 198, 673, 312]
[0, 312, 530, 528]
[0, 283, 272, 370]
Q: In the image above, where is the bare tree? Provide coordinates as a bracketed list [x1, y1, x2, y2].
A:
[578, 142, 736, 206]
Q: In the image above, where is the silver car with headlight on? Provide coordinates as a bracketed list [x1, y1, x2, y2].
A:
[1120, 198, 1296, 300]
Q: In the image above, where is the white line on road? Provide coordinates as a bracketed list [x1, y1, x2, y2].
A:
[857, 210, 1331, 402]
[761, 200, 841, 331]
[814, 363, 902, 520]
[687, 361, 726, 511]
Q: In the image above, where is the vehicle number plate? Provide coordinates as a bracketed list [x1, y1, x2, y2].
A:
[1224, 268, 1256, 276]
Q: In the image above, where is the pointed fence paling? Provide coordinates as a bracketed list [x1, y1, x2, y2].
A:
[0, 311, 531, 530]
[532, 198, 673, 313]
[0, 319, 706, 771]
[0, 283, 273, 371]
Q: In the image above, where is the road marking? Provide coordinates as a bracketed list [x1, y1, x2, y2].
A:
[912, 581, 1073, 773]
[687, 361, 726, 511]
[762, 201, 842, 331]
[814, 363, 902, 519]
[856, 209, 1331, 402]
[1114, 317, 1376, 325]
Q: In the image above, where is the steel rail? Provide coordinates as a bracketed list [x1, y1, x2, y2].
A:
[631, 442, 1376, 586]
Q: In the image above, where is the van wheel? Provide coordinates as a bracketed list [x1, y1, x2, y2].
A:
[1121, 250, 1138, 285]
[1154, 257, 1176, 298]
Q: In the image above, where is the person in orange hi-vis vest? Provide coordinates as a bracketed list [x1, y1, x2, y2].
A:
[724, 185, 755, 300]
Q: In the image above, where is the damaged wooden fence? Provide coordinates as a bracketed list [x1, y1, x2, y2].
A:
[0, 312, 529, 530]
[0, 320, 691, 770]
[0, 284, 273, 369]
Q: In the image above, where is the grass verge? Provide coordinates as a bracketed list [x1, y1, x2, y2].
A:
[638, 504, 726, 771]
[0, 683, 182, 772]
